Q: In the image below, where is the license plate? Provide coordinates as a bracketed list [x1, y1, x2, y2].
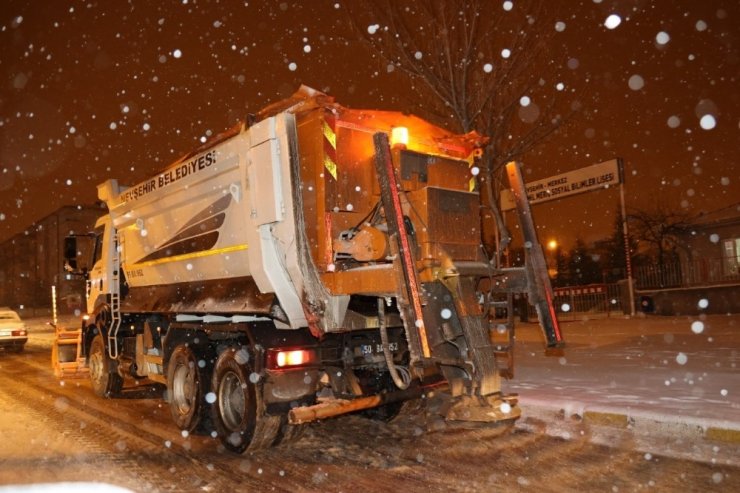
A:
[359, 342, 398, 355]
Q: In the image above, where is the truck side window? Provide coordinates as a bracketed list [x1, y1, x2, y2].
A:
[92, 226, 105, 265]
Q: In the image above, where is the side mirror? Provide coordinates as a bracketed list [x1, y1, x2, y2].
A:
[63, 237, 78, 271]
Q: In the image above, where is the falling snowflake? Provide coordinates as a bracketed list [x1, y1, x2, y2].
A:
[699, 114, 716, 130]
[604, 14, 622, 29]
[628, 74, 644, 90]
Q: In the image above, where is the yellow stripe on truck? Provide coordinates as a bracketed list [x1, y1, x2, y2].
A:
[132, 244, 249, 268]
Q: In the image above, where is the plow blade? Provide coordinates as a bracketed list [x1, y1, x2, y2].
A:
[51, 324, 88, 379]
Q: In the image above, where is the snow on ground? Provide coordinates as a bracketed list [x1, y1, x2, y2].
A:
[506, 313, 740, 464]
[507, 313, 738, 425]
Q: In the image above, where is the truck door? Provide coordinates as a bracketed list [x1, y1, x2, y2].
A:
[86, 220, 112, 314]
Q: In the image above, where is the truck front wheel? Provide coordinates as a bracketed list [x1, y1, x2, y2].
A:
[211, 347, 257, 453]
[89, 334, 123, 398]
[167, 345, 210, 432]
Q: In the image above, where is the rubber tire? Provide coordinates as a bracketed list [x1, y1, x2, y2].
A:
[211, 347, 257, 453]
[273, 416, 305, 446]
[89, 334, 123, 398]
[167, 345, 211, 433]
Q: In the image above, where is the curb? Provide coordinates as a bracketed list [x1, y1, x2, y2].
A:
[515, 397, 740, 467]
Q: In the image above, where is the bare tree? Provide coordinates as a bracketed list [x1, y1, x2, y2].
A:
[343, 0, 575, 259]
[628, 206, 691, 267]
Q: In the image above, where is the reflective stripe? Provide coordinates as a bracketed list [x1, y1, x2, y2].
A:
[322, 117, 338, 180]
[322, 121, 336, 149]
[323, 155, 338, 181]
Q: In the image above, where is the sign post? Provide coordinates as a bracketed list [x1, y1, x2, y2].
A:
[617, 159, 636, 316]
[500, 158, 635, 315]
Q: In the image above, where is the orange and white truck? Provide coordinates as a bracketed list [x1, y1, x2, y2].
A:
[63, 86, 562, 452]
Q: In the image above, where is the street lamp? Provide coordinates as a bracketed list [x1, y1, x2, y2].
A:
[546, 239, 558, 279]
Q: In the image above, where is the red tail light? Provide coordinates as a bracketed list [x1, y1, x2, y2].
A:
[266, 349, 316, 369]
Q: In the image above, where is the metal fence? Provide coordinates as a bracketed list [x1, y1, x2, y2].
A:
[522, 283, 625, 321]
[634, 256, 740, 289]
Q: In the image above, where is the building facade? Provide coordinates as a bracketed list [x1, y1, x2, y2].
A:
[0, 205, 104, 315]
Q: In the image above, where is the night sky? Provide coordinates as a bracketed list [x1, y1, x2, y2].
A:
[1, 0, 738, 249]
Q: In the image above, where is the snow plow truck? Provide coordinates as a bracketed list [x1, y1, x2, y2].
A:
[63, 86, 562, 452]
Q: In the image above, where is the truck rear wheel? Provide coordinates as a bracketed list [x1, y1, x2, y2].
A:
[167, 345, 211, 432]
[211, 347, 257, 453]
[89, 334, 123, 398]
